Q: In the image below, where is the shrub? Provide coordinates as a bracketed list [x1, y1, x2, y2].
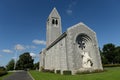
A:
[76, 69, 104, 75]
[40, 66, 44, 71]
[42, 69, 54, 73]
[92, 69, 104, 73]
[0, 70, 8, 76]
[76, 70, 90, 74]
[103, 64, 120, 67]
[0, 67, 8, 76]
[63, 70, 71, 75]
[56, 70, 61, 74]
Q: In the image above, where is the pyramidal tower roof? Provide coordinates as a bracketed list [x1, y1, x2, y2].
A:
[48, 7, 61, 18]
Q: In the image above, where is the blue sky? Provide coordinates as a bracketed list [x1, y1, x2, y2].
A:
[0, 0, 120, 66]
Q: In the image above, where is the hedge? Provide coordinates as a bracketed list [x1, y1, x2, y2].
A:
[63, 70, 72, 75]
[56, 70, 61, 74]
[103, 64, 120, 67]
[0, 70, 8, 76]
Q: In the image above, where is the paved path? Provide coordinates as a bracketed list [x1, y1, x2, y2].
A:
[4, 71, 33, 80]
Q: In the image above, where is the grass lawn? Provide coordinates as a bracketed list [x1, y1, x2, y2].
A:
[30, 67, 120, 80]
[0, 72, 13, 80]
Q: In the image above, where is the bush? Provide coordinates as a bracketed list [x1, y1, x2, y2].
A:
[0, 67, 8, 76]
[92, 69, 104, 73]
[0, 70, 8, 76]
[76, 70, 90, 74]
[56, 70, 61, 74]
[63, 70, 71, 75]
[40, 66, 44, 71]
[103, 64, 120, 67]
[42, 69, 54, 73]
[76, 69, 104, 75]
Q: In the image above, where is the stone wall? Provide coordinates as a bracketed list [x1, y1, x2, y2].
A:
[66, 23, 103, 74]
[41, 35, 68, 74]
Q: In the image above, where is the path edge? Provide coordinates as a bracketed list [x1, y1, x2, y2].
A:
[28, 71, 35, 80]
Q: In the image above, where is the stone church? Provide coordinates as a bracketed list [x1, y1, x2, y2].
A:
[39, 8, 103, 75]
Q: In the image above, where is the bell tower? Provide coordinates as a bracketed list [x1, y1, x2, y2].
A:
[46, 8, 62, 47]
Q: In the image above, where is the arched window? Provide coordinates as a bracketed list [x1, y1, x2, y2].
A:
[76, 33, 92, 50]
[52, 19, 55, 24]
[56, 20, 58, 25]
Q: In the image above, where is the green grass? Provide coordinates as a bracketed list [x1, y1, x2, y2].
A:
[30, 67, 120, 80]
[0, 72, 13, 80]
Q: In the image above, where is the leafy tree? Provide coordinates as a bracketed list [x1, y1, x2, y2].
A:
[33, 62, 39, 70]
[99, 48, 108, 64]
[114, 46, 120, 64]
[16, 52, 34, 70]
[0, 66, 6, 71]
[102, 43, 116, 64]
[6, 59, 14, 71]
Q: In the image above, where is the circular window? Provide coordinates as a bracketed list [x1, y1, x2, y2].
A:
[76, 33, 91, 50]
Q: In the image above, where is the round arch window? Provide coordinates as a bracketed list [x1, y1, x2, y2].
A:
[76, 33, 91, 50]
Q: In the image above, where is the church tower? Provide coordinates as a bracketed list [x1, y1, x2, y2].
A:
[46, 8, 62, 47]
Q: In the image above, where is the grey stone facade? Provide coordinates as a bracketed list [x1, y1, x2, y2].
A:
[39, 8, 103, 75]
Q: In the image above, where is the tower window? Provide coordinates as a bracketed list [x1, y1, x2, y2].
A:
[52, 19, 58, 25]
[52, 19, 55, 24]
[56, 20, 58, 25]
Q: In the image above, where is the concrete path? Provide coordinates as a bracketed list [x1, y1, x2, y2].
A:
[4, 71, 33, 80]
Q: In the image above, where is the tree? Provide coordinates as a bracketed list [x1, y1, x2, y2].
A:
[114, 46, 120, 64]
[99, 48, 108, 64]
[33, 62, 39, 70]
[16, 52, 34, 70]
[6, 59, 14, 71]
[102, 43, 116, 64]
[0, 66, 6, 71]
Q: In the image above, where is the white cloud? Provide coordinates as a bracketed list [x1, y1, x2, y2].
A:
[14, 44, 25, 51]
[2, 49, 13, 53]
[66, 0, 77, 15]
[30, 45, 36, 49]
[30, 53, 36, 58]
[32, 39, 46, 45]
[26, 45, 37, 49]
[12, 57, 16, 59]
[66, 9, 73, 15]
